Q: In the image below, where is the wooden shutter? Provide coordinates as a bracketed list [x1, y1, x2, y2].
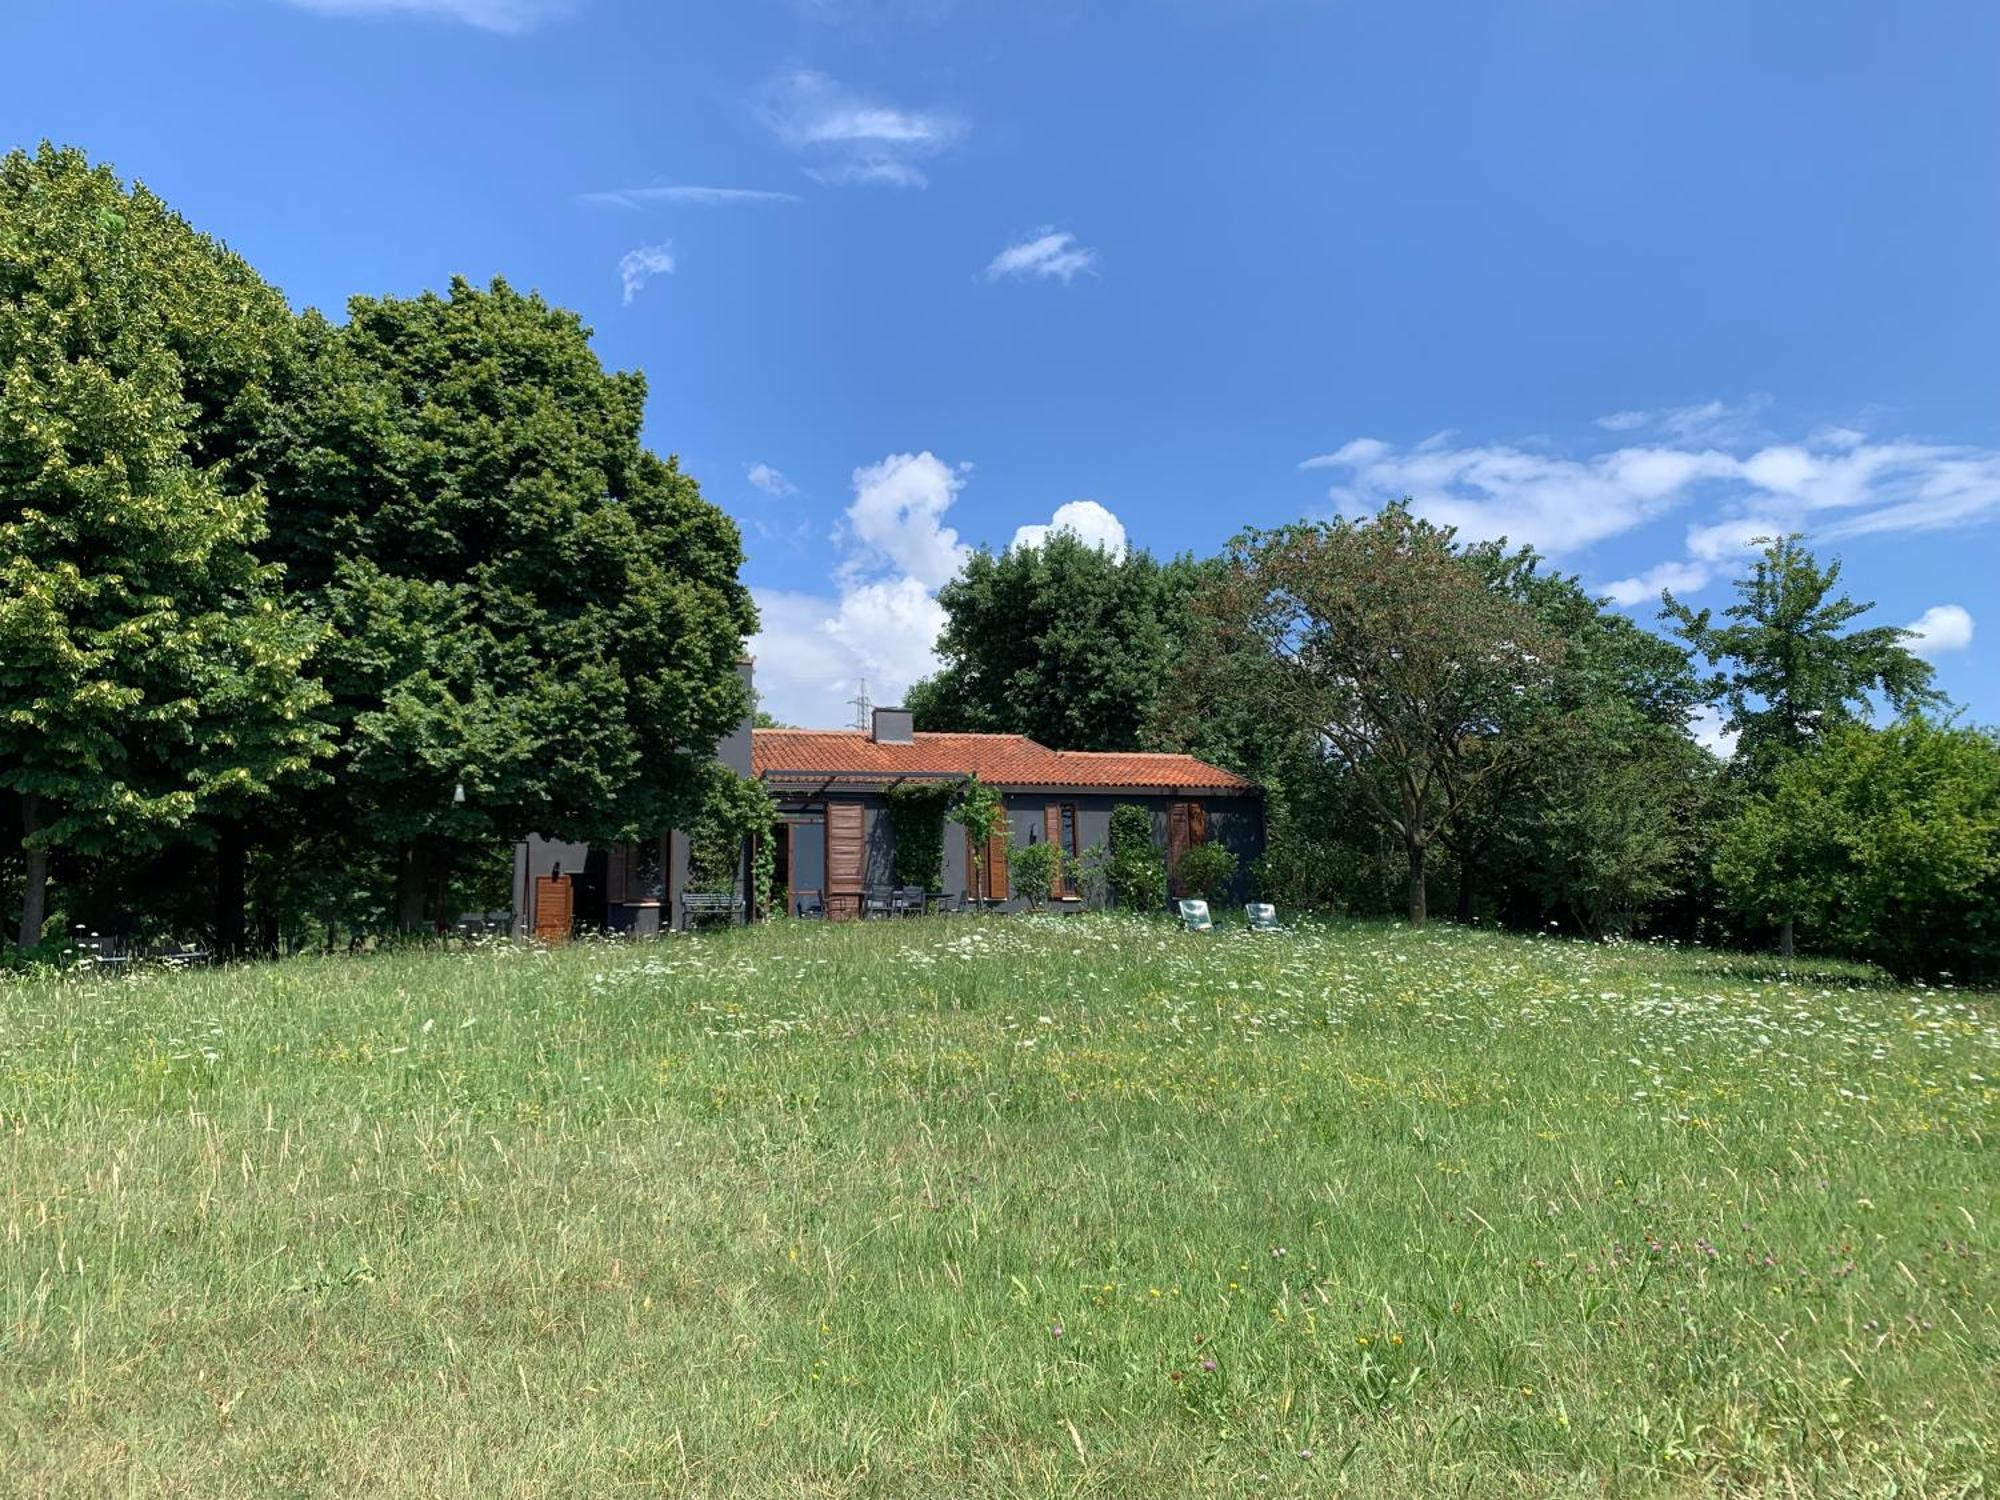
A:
[1044, 804, 1063, 896]
[1168, 801, 1206, 898]
[986, 830, 1010, 902]
[1167, 802, 1191, 894]
[827, 802, 864, 895]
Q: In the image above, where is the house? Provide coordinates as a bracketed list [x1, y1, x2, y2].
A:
[760, 707, 1262, 919]
[513, 669, 1260, 936]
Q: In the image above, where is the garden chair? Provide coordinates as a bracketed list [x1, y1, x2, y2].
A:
[863, 887, 894, 920]
[894, 885, 926, 917]
[1245, 903, 1282, 933]
[794, 889, 825, 920]
[1177, 899, 1213, 933]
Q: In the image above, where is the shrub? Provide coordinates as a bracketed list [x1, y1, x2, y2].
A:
[1076, 844, 1112, 908]
[1715, 718, 2000, 980]
[1009, 839, 1061, 912]
[1174, 841, 1238, 902]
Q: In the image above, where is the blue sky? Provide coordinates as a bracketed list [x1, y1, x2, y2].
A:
[7, 0, 1997, 728]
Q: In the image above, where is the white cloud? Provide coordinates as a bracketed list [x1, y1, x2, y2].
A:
[806, 158, 933, 189]
[750, 582, 949, 728]
[1689, 706, 1739, 760]
[984, 228, 1098, 284]
[1685, 516, 1779, 562]
[618, 242, 674, 305]
[748, 452, 969, 725]
[1591, 397, 1771, 445]
[761, 70, 966, 189]
[1306, 412, 2000, 615]
[747, 458, 1131, 726]
[279, 0, 569, 30]
[1598, 559, 1713, 608]
[841, 451, 971, 590]
[1011, 499, 1127, 559]
[747, 463, 798, 497]
[1903, 604, 1974, 659]
[582, 185, 800, 209]
[1303, 437, 1738, 554]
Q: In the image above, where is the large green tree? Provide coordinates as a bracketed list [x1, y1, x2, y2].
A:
[1715, 718, 2000, 980]
[1663, 535, 1937, 779]
[905, 531, 1198, 750]
[1193, 505, 1561, 926]
[1664, 534, 1938, 954]
[1444, 556, 1708, 934]
[260, 277, 756, 929]
[0, 144, 326, 950]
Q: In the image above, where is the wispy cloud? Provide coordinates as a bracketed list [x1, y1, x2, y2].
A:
[1306, 406, 2000, 612]
[761, 70, 966, 189]
[278, 0, 571, 31]
[581, 185, 800, 209]
[1593, 396, 1773, 445]
[1304, 437, 1738, 555]
[1904, 604, 1975, 658]
[618, 242, 674, 305]
[747, 462, 798, 497]
[984, 228, 1098, 284]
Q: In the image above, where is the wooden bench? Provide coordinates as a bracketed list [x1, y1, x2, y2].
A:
[680, 892, 744, 930]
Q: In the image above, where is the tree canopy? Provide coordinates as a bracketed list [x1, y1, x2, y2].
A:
[1664, 534, 1938, 779]
[259, 277, 756, 926]
[905, 531, 1196, 750]
[1715, 718, 2000, 980]
[0, 144, 326, 947]
[1192, 505, 1561, 925]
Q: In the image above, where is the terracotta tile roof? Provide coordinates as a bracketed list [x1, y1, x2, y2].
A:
[752, 729, 1256, 792]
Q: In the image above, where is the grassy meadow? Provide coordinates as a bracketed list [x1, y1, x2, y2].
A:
[1, 916, 1993, 1497]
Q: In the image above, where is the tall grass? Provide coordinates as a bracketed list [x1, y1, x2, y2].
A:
[2, 917, 1992, 1497]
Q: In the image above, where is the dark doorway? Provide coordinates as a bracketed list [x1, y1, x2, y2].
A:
[574, 849, 609, 934]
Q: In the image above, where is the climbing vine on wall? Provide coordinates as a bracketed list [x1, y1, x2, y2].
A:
[885, 782, 956, 891]
[689, 767, 778, 914]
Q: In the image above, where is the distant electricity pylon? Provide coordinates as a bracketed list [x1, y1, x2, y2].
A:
[847, 680, 873, 731]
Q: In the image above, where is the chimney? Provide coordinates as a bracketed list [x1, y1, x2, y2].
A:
[871, 706, 915, 744]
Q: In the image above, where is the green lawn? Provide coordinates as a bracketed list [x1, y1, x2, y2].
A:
[2, 917, 1993, 1497]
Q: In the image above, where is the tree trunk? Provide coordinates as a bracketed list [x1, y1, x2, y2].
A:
[1406, 836, 1428, 928]
[214, 820, 248, 959]
[431, 846, 453, 936]
[18, 795, 48, 951]
[394, 841, 433, 933]
[1779, 915, 1795, 960]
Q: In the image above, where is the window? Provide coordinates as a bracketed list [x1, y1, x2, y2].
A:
[1045, 803, 1081, 896]
[628, 838, 665, 903]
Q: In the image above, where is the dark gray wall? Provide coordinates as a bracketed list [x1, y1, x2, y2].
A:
[716, 660, 754, 778]
[513, 835, 590, 936]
